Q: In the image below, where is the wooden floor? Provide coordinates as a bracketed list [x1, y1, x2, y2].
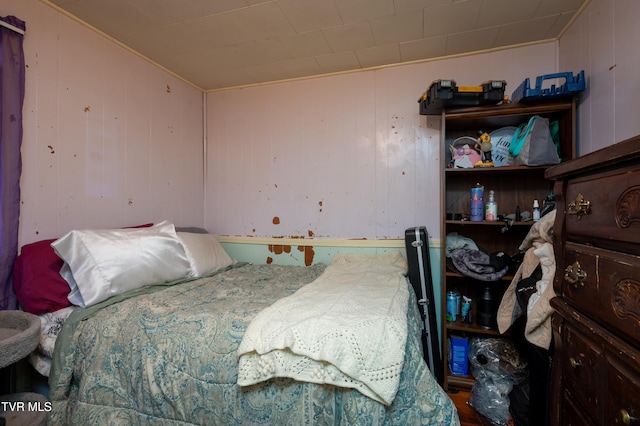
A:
[448, 388, 488, 426]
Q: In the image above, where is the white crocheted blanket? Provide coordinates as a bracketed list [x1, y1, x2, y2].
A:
[237, 252, 409, 406]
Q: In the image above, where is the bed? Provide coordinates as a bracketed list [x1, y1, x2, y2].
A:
[12, 222, 459, 425]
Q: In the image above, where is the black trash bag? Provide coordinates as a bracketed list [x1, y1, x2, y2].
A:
[509, 377, 530, 426]
[467, 337, 528, 426]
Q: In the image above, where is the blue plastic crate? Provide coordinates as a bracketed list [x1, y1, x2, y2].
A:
[511, 70, 585, 103]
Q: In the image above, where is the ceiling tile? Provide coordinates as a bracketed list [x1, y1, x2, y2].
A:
[536, 0, 585, 17]
[278, 30, 333, 58]
[315, 51, 362, 73]
[370, 11, 423, 45]
[119, 23, 195, 58]
[333, 0, 395, 23]
[355, 43, 402, 68]
[126, 0, 203, 24]
[201, 67, 257, 89]
[445, 26, 500, 55]
[222, 2, 297, 42]
[322, 21, 375, 53]
[477, 0, 541, 28]
[245, 62, 290, 84]
[277, 0, 343, 33]
[166, 37, 291, 80]
[279, 57, 324, 79]
[56, 0, 159, 36]
[494, 15, 558, 47]
[183, 0, 253, 16]
[394, 0, 436, 14]
[209, 39, 293, 70]
[120, 2, 296, 57]
[399, 35, 448, 62]
[423, 0, 483, 38]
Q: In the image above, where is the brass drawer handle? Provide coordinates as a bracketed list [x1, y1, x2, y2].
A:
[569, 357, 582, 369]
[565, 261, 587, 288]
[567, 193, 591, 219]
[620, 409, 638, 425]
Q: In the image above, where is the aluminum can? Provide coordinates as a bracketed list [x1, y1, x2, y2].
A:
[470, 184, 484, 221]
[446, 290, 460, 322]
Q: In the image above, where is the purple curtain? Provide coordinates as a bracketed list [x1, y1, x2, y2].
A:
[0, 16, 26, 310]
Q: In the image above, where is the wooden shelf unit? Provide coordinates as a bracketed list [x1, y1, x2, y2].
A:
[438, 98, 577, 391]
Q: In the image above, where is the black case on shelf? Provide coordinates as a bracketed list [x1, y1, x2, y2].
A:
[418, 79, 506, 115]
[404, 226, 444, 385]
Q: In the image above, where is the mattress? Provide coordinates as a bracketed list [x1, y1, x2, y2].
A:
[47, 262, 459, 425]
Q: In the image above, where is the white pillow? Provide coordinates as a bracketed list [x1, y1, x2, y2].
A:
[177, 232, 234, 277]
[52, 221, 191, 308]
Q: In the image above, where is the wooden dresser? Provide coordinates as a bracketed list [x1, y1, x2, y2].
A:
[545, 135, 640, 426]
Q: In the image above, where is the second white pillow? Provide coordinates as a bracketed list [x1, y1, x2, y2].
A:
[177, 232, 234, 277]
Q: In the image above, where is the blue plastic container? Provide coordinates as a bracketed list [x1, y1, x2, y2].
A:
[448, 335, 469, 376]
[511, 70, 585, 103]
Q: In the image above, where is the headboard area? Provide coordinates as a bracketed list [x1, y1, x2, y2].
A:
[216, 235, 408, 266]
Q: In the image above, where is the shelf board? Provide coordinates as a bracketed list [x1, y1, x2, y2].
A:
[447, 374, 475, 390]
[446, 321, 505, 336]
[442, 98, 575, 131]
[445, 220, 533, 226]
[444, 270, 514, 283]
[445, 165, 547, 174]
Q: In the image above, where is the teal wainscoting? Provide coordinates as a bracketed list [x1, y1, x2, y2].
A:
[217, 236, 444, 346]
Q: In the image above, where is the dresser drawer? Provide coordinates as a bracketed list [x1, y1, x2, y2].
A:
[546, 136, 640, 426]
[561, 242, 640, 346]
[561, 323, 603, 422]
[599, 255, 640, 347]
[564, 166, 640, 250]
[561, 243, 598, 317]
[563, 394, 597, 426]
[605, 356, 640, 425]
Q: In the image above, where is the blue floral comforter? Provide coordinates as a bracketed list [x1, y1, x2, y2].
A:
[48, 263, 459, 425]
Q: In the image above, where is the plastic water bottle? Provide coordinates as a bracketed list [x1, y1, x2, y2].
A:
[485, 190, 497, 221]
[461, 296, 473, 324]
[533, 199, 541, 221]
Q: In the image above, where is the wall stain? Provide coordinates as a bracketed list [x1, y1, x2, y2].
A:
[166, 85, 171, 93]
[303, 246, 315, 266]
[266, 234, 316, 266]
[47, 145, 55, 154]
[84, 106, 90, 112]
[268, 244, 291, 255]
